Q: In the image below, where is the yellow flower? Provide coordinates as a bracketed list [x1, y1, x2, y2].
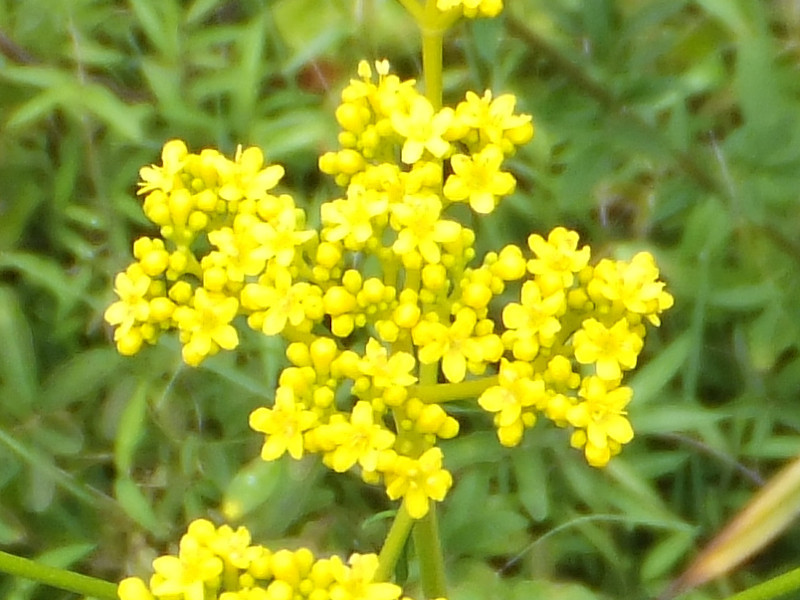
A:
[138, 139, 188, 195]
[573, 317, 644, 380]
[359, 338, 417, 389]
[454, 90, 533, 150]
[502, 281, 564, 361]
[527, 226, 591, 288]
[104, 265, 152, 330]
[249, 386, 318, 460]
[391, 96, 453, 164]
[390, 194, 462, 265]
[567, 376, 634, 467]
[321, 184, 388, 250]
[443, 144, 515, 213]
[413, 308, 501, 383]
[437, 0, 503, 18]
[218, 146, 285, 202]
[591, 252, 674, 325]
[173, 287, 239, 366]
[384, 447, 453, 519]
[241, 268, 321, 336]
[150, 549, 223, 600]
[318, 401, 395, 472]
[478, 359, 546, 446]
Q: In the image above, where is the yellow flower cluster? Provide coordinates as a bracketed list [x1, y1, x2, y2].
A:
[477, 228, 673, 466]
[117, 519, 430, 600]
[436, 0, 503, 19]
[107, 59, 671, 522]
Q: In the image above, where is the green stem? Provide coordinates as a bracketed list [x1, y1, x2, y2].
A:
[375, 504, 415, 582]
[0, 549, 118, 600]
[421, 18, 444, 109]
[412, 374, 499, 403]
[413, 503, 447, 598]
[396, 0, 426, 22]
[720, 565, 800, 600]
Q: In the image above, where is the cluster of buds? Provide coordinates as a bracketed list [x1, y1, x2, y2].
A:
[436, 0, 503, 18]
[106, 58, 671, 521]
[118, 519, 430, 600]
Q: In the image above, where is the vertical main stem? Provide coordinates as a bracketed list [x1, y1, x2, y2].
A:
[422, 24, 444, 109]
[413, 504, 447, 598]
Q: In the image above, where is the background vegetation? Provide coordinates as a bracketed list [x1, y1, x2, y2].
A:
[2, 1, 800, 598]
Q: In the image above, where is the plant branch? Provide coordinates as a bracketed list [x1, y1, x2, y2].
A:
[375, 505, 415, 582]
[0, 550, 118, 600]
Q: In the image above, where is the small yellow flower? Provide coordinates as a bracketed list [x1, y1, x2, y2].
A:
[318, 401, 395, 472]
[567, 376, 634, 467]
[455, 90, 533, 150]
[391, 96, 453, 164]
[527, 226, 591, 288]
[413, 308, 501, 383]
[104, 265, 152, 330]
[360, 338, 417, 389]
[573, 317, 644, 381]
[249, 386, 318, 460]
[443, 144, 516, 213]
[384, 447, 453, 519]
[321, 184, 388, 250]
[138, 139, 188, 195]
[390, 194, 462, 265]
[173, 287, 239, 366]
[118, 577, 154, 600]
[218, 146, 285, 202]
[478, 359, 546, 446]
[502, 281, 565, 361]
[150, 549, 223, 600]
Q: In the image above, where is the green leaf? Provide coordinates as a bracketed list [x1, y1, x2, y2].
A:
[0, 251, 87, 311]
[128, 0, 180, 57]
[221, 457, 287, 522]
[629, 332, 691, 406]
[40, 348, 125, 411]
[642, 531, 696, 582]
[34, 414, 84, 457]
[0, 287, 38, 415]
[114, 381, 150, 475]
[513, 447, 549, 521]
[114, 476, 163, 535]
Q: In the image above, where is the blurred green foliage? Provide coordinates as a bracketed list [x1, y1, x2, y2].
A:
[1, 1, 800, 599]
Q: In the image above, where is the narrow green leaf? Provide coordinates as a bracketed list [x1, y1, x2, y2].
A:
[34, 415, 84, 457]
[641, 531, 695, 582]
[0, 251, 87, 310]
[513, 448, 549, 521]
[41, 348, 125, 411]
[114, 477, 163, 535]
[128, 0, 179, 57]
[114, 381, 150, 475]
[0, 286, 38, 415]
[78, 83, 145, 142]
[5, 88, 65, 130]
[629, 332, 691, 406]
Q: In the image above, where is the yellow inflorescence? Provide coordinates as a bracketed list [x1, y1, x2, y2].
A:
[436, 0, 503, 19]
[107, 59, 672, 522]
[117, 519, 424, 600]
